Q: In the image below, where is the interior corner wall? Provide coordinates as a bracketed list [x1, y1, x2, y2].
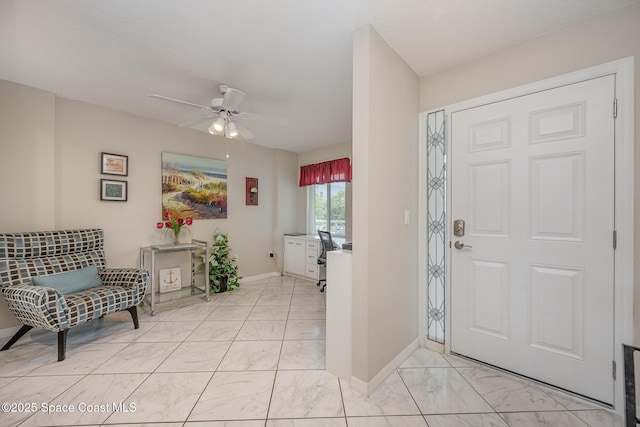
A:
[0, 80, 299, 331]
[352, 25, 420, 382]
[0, 80, 56, 231]
[419, 2, 640, 345]
[273, 149, 299, 272]
[0, 80, 57, 330]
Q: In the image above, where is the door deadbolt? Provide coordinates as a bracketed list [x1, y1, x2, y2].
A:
[453, 219, 465, 237]
[454, 241, 472, 250]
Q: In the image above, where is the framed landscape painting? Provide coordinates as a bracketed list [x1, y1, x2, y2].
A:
[161, 152, 227, 219]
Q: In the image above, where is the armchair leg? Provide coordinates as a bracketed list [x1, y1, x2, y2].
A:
[127, 306, 140, 329]
[1, 325, 33, 351]
[57, 330, 68, 361]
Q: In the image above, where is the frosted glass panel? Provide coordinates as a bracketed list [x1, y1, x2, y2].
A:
[426, 110, 446, 344]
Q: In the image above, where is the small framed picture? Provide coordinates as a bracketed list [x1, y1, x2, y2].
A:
[101, 152, 128, 176]
[100, 179, 128, 202]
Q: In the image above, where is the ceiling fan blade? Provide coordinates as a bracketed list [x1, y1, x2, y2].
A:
[149, 94, 210, 110]
[236, 111, 290, 126]
[178, 116, 215, 128]
[221, 88, 246, 112]
[234, 122, 255, 140]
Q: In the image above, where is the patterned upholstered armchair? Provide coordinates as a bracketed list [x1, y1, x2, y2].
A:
[0, 229, 148, 361]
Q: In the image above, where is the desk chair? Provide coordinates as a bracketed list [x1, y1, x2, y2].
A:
[317, 230, 335, 292]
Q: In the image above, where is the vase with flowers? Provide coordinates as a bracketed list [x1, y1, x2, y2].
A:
[156, 212, 193, 245]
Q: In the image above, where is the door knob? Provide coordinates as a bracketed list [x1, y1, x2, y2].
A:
[454, 241, 472, 250]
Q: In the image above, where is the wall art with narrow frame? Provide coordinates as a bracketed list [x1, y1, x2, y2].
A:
[101, 152, 128, 176]
[100, 179, 128, 202]
[246, 177, 258, 206]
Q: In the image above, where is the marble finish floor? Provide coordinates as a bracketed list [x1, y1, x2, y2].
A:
[0, 276, 623, 426]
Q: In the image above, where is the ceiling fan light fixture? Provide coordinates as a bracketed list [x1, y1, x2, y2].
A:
[150, 86, 285, 142]
[212, 116, 225, 133]
[226, 121, 238, 138]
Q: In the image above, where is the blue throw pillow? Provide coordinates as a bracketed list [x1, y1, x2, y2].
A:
[32, 265, 104, 295]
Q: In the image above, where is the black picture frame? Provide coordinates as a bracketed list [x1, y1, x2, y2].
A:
[101, 152, 128, 176]
[100, 179, 128, 201]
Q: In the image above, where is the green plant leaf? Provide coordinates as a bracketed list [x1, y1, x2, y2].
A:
[207, 228, 241, 293]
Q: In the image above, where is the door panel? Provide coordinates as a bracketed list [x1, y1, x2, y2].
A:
[470, 117, 512, 151]
[468, 259, 510, 340]
[529, 264, 584, 359]
[530, 153, 584, 241]
[469, 161, 511, 237]
[450, 75, 615, 404]
[529, 102, 585, 144]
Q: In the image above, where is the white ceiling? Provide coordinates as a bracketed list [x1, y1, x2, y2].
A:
[1, 0, 637, 153]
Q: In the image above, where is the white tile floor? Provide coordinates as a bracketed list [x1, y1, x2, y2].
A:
[0, 276, 624, 426]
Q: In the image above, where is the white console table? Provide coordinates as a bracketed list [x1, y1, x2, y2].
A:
[139, 240, 210, 315]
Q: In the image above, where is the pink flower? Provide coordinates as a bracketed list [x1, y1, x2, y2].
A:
[156, 213, 193, 242]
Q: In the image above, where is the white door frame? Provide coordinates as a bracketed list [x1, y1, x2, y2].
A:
[418, 57, 635, 413]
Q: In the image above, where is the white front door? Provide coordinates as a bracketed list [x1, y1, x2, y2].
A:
[450, 75, 615, 404]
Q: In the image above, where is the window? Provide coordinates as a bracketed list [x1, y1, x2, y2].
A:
[308, 182, 346, 237]
[299, 157, 350, 238]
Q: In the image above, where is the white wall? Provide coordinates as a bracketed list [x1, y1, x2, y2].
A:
[0, 81, 57, 329]
[420, 2, 640, 344]
[352, 25, 420, 382]
[273, 149, 300, 273]
[0, 81, 56, 231]
[0, 80, 299, 330]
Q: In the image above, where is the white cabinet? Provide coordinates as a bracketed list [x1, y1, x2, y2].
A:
[304, 240, 320, 278]
[284, 237, 306, 277]
[293, 240, 305, 276]
[284, 239, 296, 274]
[284, 235, 321, 281]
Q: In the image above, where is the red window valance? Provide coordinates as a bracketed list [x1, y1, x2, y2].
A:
[299, 157, 351, 187]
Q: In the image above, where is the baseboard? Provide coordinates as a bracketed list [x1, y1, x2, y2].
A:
[0, 326, 20, 340]
[350, 337, 420, 396]
[349, 376, 368, 395]
[425, 339, 444, 353]
[239, 272, 281, 283]
[282, 272, 318, 283]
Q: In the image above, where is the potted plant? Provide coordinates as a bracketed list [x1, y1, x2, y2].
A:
[204, 229, 241, 293]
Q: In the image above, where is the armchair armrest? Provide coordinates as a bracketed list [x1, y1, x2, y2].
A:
[1, 284, 68, 331]
[98, 268, 149, 302]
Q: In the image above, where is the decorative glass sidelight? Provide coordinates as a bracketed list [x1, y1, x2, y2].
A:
[426, 110, 446, 344]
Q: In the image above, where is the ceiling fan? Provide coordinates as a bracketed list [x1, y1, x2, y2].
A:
[149, 84, 289, 140]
